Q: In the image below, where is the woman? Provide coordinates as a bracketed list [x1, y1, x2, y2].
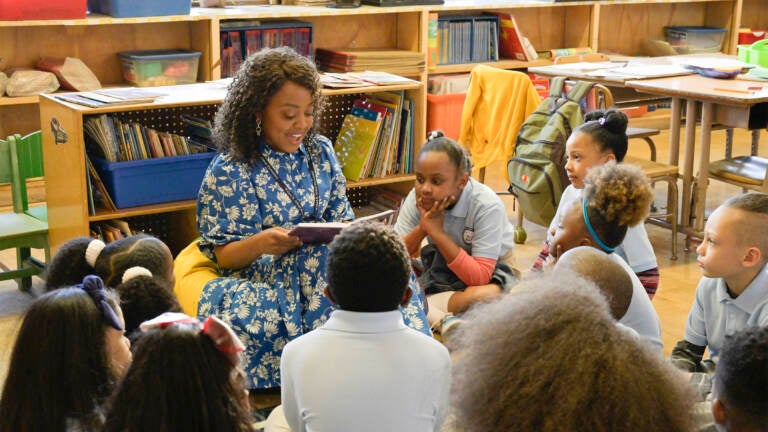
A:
[196, 46, 428, 389]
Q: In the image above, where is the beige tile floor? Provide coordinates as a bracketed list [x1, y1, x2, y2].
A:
[0, 125, 762, 393]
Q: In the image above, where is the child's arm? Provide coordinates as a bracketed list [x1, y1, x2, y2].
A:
[670, 339, 706, 372]
[447, 250, 497, 286]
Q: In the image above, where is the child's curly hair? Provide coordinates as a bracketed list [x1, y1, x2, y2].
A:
[212, 46, 325, 162]
[582, 161, 653, 249]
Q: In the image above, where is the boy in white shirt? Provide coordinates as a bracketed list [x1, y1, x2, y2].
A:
[278, 222, 451, 432]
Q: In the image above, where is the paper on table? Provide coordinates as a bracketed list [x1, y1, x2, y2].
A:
[584, 64, 692, 79]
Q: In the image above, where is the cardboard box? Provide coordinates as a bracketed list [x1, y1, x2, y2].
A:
[91, 152, 214, 208]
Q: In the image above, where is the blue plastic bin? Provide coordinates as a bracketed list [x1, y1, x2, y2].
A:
[91, 152, 214, 208]
[88, 0, 190, 17]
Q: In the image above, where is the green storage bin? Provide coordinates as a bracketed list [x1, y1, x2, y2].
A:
[738, 39, 768, 68]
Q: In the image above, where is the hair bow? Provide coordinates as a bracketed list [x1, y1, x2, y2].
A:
[85, 239, 106, 268]
[80, 275, 123, 331]
[122, 266, 153, 284]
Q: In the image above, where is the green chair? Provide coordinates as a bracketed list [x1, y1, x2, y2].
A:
[0, 132, 49, 291]
[14, 131, 47, 223]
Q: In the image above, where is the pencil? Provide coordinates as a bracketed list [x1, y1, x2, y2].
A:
[713, 87, 751, 94]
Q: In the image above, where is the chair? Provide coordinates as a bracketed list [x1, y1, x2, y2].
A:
[708, 155, 768, 193]
[15, 131, 47, 223]
[0, 132, 49, 291]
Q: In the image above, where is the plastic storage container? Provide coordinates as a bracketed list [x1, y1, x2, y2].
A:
[739, 29, 767, 45]
[426, 93, 467, 141]
[118, 50, 201, 87]
[738, 39, 768, 68]
[87, 0, 190, 17]
[665, 26, 727, 54]
[0, 0, 86, 20]
[91, 152, 215, 208]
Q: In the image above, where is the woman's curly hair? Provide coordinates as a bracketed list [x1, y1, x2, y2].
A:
[212, 46, 325, 162]
[582, 161, 653, 248]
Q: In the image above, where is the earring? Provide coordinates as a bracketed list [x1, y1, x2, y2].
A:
[255, 119, 262, 136]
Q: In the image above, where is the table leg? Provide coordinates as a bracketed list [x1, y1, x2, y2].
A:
[680, 99, 698, 230]
[692, 101, 713, 234]
[668, 97, 681, 166]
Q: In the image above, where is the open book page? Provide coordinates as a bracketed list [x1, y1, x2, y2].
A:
[288, 209, 395, 244]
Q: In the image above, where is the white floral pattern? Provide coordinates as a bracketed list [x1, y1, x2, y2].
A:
[197, 136, 429, 389]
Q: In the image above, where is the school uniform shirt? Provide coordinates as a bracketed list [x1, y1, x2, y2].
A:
[610, 253, 664, 350]
[394, 178, 515, 260]
[196, 136, 430, 389]
[684, 262, 768, 358]
[549, 185, 658, 273]
[280, 309, 451, 432]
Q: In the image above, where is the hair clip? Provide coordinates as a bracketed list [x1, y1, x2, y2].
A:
[122, 266, 153, 284]
[139, 312, 200, 331]
[597, 117, 606, 126]
[85, 239, 106, 268]
[427, 130, 444, 140]
[80, 275, 123, 331]
[203, 316, 245, 365]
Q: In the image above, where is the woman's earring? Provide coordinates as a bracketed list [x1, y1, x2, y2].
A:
[255, 119, 262, 136]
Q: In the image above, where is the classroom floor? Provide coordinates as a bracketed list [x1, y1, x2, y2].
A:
[0, 125, 762, 394]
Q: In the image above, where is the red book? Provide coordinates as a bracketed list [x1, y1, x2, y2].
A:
[492, 12, 530, 61]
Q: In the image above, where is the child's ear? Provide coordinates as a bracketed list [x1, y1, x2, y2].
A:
[324, 286, 337, 305]
[399, 287, 413, 307]
[458, 171, 470, 189]
[743, 246, 762, 267]
[711, 398, 727, 425]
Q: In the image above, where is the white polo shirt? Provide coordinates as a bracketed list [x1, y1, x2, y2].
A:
[280, 309, 451, 432]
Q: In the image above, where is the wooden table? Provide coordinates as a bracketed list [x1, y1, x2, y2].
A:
[625, 75, 768, 240]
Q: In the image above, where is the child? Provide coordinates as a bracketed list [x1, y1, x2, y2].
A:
[549, 162, 662, 350]
[711, 326, 768, 431]
[447, 273, 694, 432]
[671, 193, 768, 372]
[0, 275, 131, 432]
[278, 222, 451, 432]
[533, 109, 660, 298]
[394, 130, 516, 334]
[44, 235, 182, 340]
[105, 312, 253, 432]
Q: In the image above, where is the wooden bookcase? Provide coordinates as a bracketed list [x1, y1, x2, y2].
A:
[2, 0, 760, 253]
[39, 80, 422, 254]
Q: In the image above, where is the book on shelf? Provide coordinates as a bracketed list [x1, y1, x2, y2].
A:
[334, 111, 384, 182]
[427, 12, 439, 70]
[85, 154, 117, 212]
[315, 48, 424, 73]
[347, 71, 419, 86]
[492, 12, 535, 61]
[288, 209, 395, 244]
[55, 88, 166, 108]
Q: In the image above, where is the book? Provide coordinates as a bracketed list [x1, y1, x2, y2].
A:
[288, 209, 395, 244]
[56, 88, 166, 108]
[347, 71, 418, 86]
[85, 155, 117, 211]
[492, 12, 531, 61]
[427, 12, 439, 70]
[334, 112, 384, 181]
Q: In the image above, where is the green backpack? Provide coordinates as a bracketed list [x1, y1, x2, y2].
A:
[507, 77, 594, 227]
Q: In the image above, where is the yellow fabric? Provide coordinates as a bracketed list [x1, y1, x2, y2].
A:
[173, 239, 220, 316]
[458, 64, 541, 171]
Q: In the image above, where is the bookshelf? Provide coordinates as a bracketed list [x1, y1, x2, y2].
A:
[39, 80, 422, 254]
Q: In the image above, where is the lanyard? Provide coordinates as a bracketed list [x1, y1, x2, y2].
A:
[261, 147, 320, 222]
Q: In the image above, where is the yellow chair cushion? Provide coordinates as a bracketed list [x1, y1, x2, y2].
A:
[173, 239, 220, 316]
[709, 156, 768, 186]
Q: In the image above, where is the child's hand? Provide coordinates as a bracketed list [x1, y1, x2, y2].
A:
[260, 227, 303, 255]
[418, 195, 455, 235]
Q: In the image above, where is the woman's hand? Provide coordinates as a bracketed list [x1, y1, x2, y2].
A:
[418, 195, 455, 236]
[259, 227, 303, 255]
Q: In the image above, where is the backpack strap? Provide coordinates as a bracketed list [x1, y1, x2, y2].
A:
[548, 76, 567, 98]
[565, 80, 594, 103]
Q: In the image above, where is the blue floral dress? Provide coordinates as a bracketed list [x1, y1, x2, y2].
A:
[197, 135, 429, 389]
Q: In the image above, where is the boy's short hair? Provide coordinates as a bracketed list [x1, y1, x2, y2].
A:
[714, 326, 768, 429]
[722, 192, 768, 258]
[326, 222, 410, 312]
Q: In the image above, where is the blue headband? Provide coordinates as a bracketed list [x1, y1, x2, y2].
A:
[80, 275, 124, 331]
[582, 198, 615, 253]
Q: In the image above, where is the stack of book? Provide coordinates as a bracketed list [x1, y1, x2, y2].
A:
[333, 91, 414, 182]
[84, 114, 206, 163]
[55, 87, 166, 108]
[316, 48, 425, 74]
[428, 14, 501, 66]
